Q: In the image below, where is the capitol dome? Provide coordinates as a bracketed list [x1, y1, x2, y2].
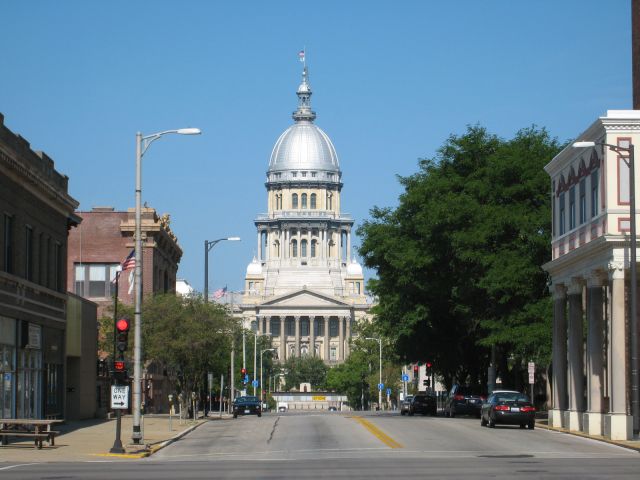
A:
[347, 259, 363, 276]
[246, 256, 263, 276]
[268, 66, 340, 174]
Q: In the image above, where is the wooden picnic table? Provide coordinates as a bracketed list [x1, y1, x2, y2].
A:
[0, 418, 63, 449]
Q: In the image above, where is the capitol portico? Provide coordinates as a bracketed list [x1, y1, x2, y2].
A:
[238, 64, 372, 365]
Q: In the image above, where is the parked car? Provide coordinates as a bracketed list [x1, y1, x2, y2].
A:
[480, 390, 536, 429]
[400, 395, 414, 416]
[328, 406, 338, 412]
[445, 384, 485, 418]
[233, 396, 262, 418]
[408, 393, 437, 416]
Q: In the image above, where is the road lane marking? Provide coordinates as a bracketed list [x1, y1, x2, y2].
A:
[0, 463, 37, 471]
[351, 416, 403, 449]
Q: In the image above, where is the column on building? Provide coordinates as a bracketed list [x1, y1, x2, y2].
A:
[338, 316, 345, 362]
[323, 316, 330, 362]
[586, 272, 605, 435]
[294, 316, 300, 357]
[608, 263, 632, 439]
[345, 314, 351, 359]
[257, 315, 263, 335]
[309, 316, 316, 357]
[567, 279, 585, 432]
[265, 315, 271, 336]
[280, 316, 286, 362]
[257, 230, 262, 262]
[347, 230, 351, 263]
[551, 284, 568, 428]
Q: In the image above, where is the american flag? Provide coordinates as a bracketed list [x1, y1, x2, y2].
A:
[213, 286, 227, 299]
[121, 249, 136, 271]
[298, 49, 305, 62]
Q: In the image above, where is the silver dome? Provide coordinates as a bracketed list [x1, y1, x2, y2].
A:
[269, 122, 340, 173]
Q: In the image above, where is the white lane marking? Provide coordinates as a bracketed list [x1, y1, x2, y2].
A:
[0, 463, 37, 471]
[538, 427, 640, 453]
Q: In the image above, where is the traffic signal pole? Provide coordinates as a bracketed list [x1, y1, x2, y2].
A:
[110, 269, 124, 454]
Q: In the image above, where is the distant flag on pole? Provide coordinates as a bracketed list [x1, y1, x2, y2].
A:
[298, 49, 305, 63]
[128, 269, 135, 295]
[213, 286, 227, 299]
[121, 249, 136, 271]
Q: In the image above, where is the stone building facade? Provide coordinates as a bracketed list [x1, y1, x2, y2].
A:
[543, 110, 639, 440]
[238, 66, 372, 365]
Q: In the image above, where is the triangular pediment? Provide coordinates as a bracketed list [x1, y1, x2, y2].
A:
[261, 288, 349, 308]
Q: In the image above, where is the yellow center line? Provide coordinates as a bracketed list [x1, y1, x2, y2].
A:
[351, 416, 404, 449]
[90, 453, 147, 459]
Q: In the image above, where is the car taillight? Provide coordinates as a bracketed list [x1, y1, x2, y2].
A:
[521, 406, 536, 413]
[480, 395, 487, 401]
[494, 405, 510, 411]
[454, 394, 465, 401]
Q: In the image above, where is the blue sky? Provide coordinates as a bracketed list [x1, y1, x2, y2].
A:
[0, 0, 632, 293]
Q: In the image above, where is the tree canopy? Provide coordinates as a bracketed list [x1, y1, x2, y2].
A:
[358, 125, 563, 389]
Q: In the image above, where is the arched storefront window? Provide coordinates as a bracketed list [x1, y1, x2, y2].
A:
[292, 193, 298, 209]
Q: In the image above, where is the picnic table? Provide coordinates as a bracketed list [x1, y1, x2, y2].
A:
[0, 418, 63, 449]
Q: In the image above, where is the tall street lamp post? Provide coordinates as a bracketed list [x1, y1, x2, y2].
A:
[132, 127, 201, 444]
[365, 337, 383, 411]
[573, 140, 639, 436]
[204, 237, 240, 303]
[249, 331, 271, 396]
[260, 348, 276, 406]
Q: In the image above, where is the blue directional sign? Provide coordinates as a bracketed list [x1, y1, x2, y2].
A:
[378, 383, 384, 391]
[401, 374, 409, 382]
[386, 388, 391, 396]
[252, 379, 259, 388]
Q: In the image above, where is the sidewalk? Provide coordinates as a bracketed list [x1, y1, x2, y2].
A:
[0, 413, 230, 463]
[535, 417, 640, 452]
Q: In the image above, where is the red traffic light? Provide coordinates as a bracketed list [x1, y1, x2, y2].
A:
[426, 362, 432, 369]
[241, 367, 247, 375]
[413, 365, 419, 372]
[116, 318, 130, 332]
[114, 361, 125, 371]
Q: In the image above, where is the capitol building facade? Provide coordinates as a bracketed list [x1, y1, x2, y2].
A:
[237, 65, 372, 365]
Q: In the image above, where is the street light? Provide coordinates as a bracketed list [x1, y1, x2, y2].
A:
[247, 330, 271, 395]
[204, 237, 241, 303]
[365, 337, 383, 411]
[132, 127, 201, 444]
[573, 140, 639, 436]
[260, 348, 276, 406]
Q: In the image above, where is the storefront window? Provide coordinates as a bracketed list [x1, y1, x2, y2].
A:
[0, 317, 16, 418]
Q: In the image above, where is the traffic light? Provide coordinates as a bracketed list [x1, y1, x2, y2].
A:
[426, 361, 432, 369]
[423, 379, 431, 387]
[413, 364, 419, 379]
[115, 317, 130, 353]
[241, 367, 247, 384]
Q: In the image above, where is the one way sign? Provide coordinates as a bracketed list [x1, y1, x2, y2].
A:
[111, 385, 130, 409]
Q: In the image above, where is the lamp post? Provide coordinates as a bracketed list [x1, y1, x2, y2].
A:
[365, 337, 383, 411]
[204, 237, 240, 303]
[573, 140, 639, 436]
[260, 348, 276, 406]
[132, 127, 201, 444]
[247, 331, 271, 396]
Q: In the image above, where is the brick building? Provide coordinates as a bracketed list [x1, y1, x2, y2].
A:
[0, 112, 97, 420]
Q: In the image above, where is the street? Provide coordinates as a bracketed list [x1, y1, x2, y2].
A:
[2, 411, 639, 479]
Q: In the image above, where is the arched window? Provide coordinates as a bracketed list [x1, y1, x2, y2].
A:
[301, 239, 308, 257]
[292, 193, 298, 209]
[292, 239, 298, 257]
[310, 193, 317, 209]
[311, 239, 317, 257]
[327, 192, 333, 210]
[301, 193, 308, 209]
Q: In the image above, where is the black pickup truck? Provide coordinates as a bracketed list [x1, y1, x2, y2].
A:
[233, 396, 262, 418]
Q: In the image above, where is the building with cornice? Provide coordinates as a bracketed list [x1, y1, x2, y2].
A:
[543, 110, 639, 441]
[238, 66, 372, 365]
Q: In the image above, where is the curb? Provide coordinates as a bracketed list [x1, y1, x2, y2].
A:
[535, 420, 640, 453]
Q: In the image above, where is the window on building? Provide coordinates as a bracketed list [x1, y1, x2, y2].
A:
[270, 318, 281, 336]
[292, 193, 298, 209]
[329, 318, 338, 337]
[591, 170, 599, 217]
[301, 239, 307, 257]
[311, 240, 317, 258]
[301, 193, 307, 209]
[579, 179, 586, 224]
[292, 171, 297, 177]
[286, 318, 295, 336]
[330, 346, 337, 361]
[301, 318, 310, 336]
[569, 186, 576, 230]
[3, 214, 13, 274]
[327, 193, 333, 210]
[292, 239, 298, 257]
[25, 226, 34, 282]
[75, 263, 118, 298]
[302, 171, 307, 177]
[311, 172, 317, 178]
[54, 242, 63, 292]
[559, 193, 566, 235]
[310, 193, 316, 209]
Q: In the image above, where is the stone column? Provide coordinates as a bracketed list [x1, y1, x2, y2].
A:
[586, 272, 605, 435]
[608, 262, 633, 440]
[324, 316, 330, 362]
[309, 316, 316, 357]
[338, 316, 345, 362]
[280, 316, 286, 362]
[284, 229, 288, 259]
[567, 279, 585, 432]
[551, 284, 568, 428]
[307, 230, 312, 258]
[257, 315, 263, 335]
[347, 230, 351, 263]
[345, 315, 351, 359]
[294, 316, 300, 357]
[297, 229, 301, 257]
[338, 231, 343, 263]
[257, 230, 262, 262]
[265, 315, 271, 336]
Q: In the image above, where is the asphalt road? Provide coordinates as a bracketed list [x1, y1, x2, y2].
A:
[3, 411, 640, 479]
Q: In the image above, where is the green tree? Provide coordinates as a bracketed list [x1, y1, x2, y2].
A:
[282, 355, 329, 391]
[358, 125, 563, 390]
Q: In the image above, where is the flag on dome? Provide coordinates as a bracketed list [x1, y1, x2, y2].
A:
[121, 249, 136, 271]
[213, 286, 227, 299]
[298, 50, 305, 62]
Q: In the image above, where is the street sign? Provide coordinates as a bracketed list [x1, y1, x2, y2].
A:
[529, 373, 535, 384]
[386, 388, 391, 395]
[401, 374, 409, 382]
[528, 362, 535, 374]
[252, 379, 259, 388]
[378, 383, 384, 391]
[111, 385, 129, 409]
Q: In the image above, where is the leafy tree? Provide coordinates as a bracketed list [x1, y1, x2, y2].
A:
[282, 355, 329, 391]
[358, 125, 563, 390]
